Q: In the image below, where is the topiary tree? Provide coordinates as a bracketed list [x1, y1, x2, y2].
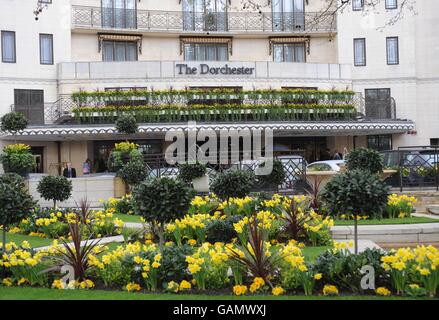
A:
[178, 162, 207, 184]
[210, 170, 255, 200]
[257, 159, 286, 189]
[0, 112, 28, 135]
[37, 175, 73, 208]
[0, 173, 36, 252]
[320, 169, 389, 253]
[0, 144, 35, 177]
[117, 159, 148, 190]
[116, 114, 139, 135]
[132, 177, 194, 252]
[345, 148, 384, 174]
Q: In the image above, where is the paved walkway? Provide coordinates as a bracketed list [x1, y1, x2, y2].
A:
[337, 240, 382, 253]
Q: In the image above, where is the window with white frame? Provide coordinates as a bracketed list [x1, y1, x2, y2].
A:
[1, 31, 16, 63]
[386, 37, 399, 65]
[352, 0, 364, 11]
[184, 43, 228, 61]
[273, 43, 306, 62]
[385, 0, 398, 9]
[39, 34, 53, 65]
[353, 38, 366, 66]
[102, 40, 137, 61]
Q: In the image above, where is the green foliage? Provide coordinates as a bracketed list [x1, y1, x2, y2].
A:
[346, 148, 384, 174]
[155, 245, 194, 283]
[37, 175, 73, 207]
[0, 144, 35, 177]
[205, 216, 241, 243]
[210, 170, 255, 200]
[132, 177, 194, 225]
[117, 160, 148, 187]
[313, 248, 389, 293]
[257, 159, 286, 187]
[178, 162, 207, 183]
[115, 114, 139, 135]
[0, 173, 36, 228]
[109, 141, 142, 171]
[0, 112, 28, 133]
[320, 170, 389, 219]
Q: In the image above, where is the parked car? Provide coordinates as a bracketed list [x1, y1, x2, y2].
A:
[307, 160, 345, 172]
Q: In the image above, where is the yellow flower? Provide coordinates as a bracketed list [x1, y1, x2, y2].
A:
[233, 285, 248, 296]
[188, 264, 201, 274]
[17, 278, 29, 286]
[272, 286, 285, 296]
[52, 279, 65, 290]
[152, 261, 161, 268]
[376, 287, 391, 296]
[167, 281, 179, 293]
[314, 273, 322, 280]
[2, 278, 13, 287]
[188, 239, 197, 246]
[323, 285, 339, 296]
[179, 280, 192, 291]
[125, 282, 141, 292]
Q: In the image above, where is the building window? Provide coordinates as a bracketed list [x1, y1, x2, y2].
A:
[183, 0, 227, 31]
[430, 139, 439, 147]
[102, 0, 137, 29]
[365, 88, 393, 119]
[367, 135, 392, 151]
[272, 0, 305, 32]
[39, 34, 53, 65]
[102, 40, 138, 61]
[352, 0, 364, 11]
[273, 43, 306, 62]
[184, 43, 228, 61]
[353, 38, 366, 66]
[386, 37, 399, 65]
[385, 0, 397, 9]
[1, 31, 16, 63]
[13, 89, 45, 125]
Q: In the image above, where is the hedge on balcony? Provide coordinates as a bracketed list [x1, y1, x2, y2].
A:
[72, 103, 357, 124]
[71, 89, 356, 107]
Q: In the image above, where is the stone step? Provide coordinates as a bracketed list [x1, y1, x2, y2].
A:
[426, 205, 439, 215]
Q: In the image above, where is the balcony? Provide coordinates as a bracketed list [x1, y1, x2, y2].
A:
[71, 5, 337, 34]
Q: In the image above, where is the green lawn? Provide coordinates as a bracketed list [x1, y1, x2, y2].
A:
[334, 216, 439, 226]
[0, 286, 427, 300]
[114, 214, 143, 223]
[302, 246, 330, 262]
[4, 232, 53, 248]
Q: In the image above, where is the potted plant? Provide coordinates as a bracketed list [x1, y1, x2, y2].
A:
[0, 144, 35, 177]
[178, 162, 209, 192]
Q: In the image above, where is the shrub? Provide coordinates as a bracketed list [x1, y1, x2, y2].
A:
[37, 175, 73, 208]
[257, 159, 286, 187]
[320, 170, 389, 219]
[117, 159, 148, 187]
[108, 141, 142, 171]
[0, 144, 35, 177]
[313, 248, 389, 293]
[0, 112, 28, 134]
[210, 170, 255, 200]
[0, 173, 36, 250]
[205, 215, 241, 243]
[346, 148, 384, 174]
[156, 244, 194, 283]
[178, 162, 207, 183]
[132, 177, 195, 250]
[115, 114, 139, 135]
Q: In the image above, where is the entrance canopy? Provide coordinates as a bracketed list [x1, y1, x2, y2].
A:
[3, 120, 415, 141]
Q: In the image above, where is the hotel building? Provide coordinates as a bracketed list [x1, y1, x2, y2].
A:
[0, 0, 437, 176]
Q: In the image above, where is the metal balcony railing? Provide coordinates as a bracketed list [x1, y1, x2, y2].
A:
[71, 6, 337, 33]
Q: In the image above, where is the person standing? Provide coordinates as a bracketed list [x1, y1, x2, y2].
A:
[83, 158, 92, 175]
[63, 162, 77, 178]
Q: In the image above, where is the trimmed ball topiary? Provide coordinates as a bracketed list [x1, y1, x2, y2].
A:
[132, 177, 195, 250]
[37, 175, 73, 208]
[0, 173, 36, 251]
[345, 148, 384, 174]
[0, 112, 28, 134]
[320, 169, 389, 219]
[178, 162, 207, 183]
[210, 170, 255, 200]
[115, 114, 139, 135]
[117, 159, 148, 187]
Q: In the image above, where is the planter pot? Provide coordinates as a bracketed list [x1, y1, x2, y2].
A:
[192, 174, 210, 193]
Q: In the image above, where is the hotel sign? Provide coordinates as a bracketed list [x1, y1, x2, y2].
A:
[176, 63, 255, 76]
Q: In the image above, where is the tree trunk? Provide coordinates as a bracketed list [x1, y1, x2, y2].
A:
[53, 199, 57, 210]
[158, 222, 165, 256]
[354, 216, 359, 255]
